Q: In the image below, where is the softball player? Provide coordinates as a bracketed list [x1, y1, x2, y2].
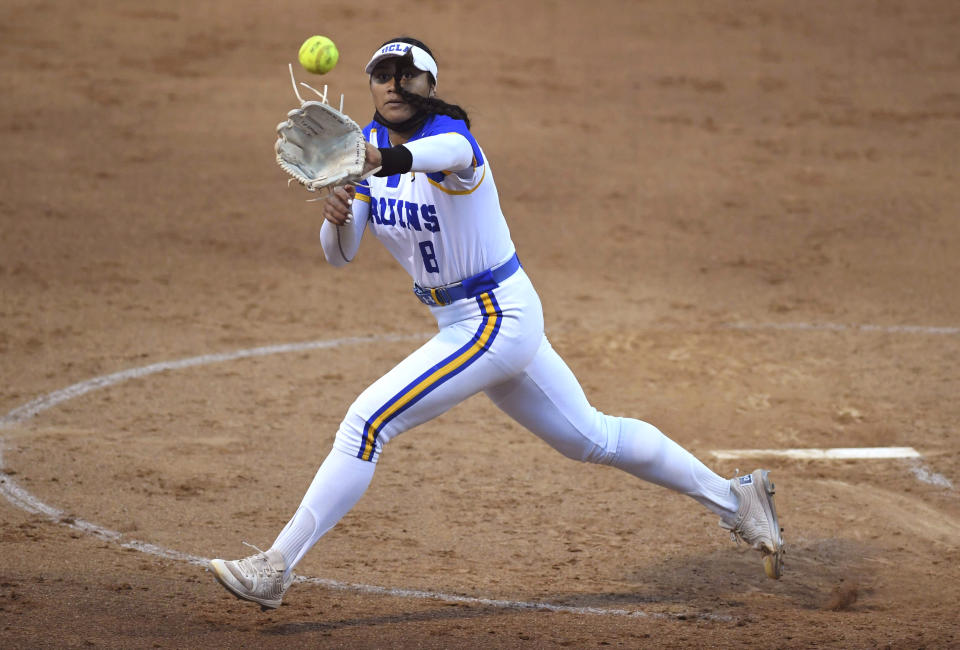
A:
[209, 37, 784, 609]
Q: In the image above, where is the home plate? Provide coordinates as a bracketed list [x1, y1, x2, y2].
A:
[711, 447, 921, 460]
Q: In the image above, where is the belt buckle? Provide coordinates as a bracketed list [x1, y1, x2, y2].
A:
[413, 284, 453, 307]
[412, 284, 437, 306]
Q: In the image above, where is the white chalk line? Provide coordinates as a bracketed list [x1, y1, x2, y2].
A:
[712, 448, 953, 489]
[2, 320, 956, 617]
[712, 447, 921, 460]
[720, 321, 956, 489]
[722, 321, 960, 335]
[0, 333, 429, 430]
[0, 332, 730, 622]
[908, 460, 955, 489]
[0, 473, 707, 620]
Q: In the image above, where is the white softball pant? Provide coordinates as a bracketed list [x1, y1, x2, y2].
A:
[270, 268, 735, 572]
[335, 268, 731, 502]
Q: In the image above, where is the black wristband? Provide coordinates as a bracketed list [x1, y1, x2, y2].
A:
[375, 145, 413, 177]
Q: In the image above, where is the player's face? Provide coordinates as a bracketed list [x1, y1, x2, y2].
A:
[370, 59, 434, 123]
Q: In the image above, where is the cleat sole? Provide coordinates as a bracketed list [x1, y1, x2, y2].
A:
[759, 471, 784, 579]
[763, 552, 783, 579]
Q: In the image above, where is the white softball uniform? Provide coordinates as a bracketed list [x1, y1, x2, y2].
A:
[273, 115, 736, 574]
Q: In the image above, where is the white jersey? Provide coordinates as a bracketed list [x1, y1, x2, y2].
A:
[353, 115, 515, 288]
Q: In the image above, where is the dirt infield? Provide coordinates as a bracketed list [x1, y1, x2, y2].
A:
[2, 1, 959, 647]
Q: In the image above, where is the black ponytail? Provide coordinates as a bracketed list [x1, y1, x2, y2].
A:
[374, 36, 472, 131]
[395, 85, 471, 130]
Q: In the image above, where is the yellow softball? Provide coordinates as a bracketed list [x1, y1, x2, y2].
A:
[298, 35, 339, 75]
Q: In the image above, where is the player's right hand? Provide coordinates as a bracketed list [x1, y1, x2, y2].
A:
[323, 185, 356, 225]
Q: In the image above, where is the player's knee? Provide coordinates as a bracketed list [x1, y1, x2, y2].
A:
[333, 410, 384, 463]
[580, 437, 619, 465]
[552, 438, 606, 463]
[548, 414, 619, 466]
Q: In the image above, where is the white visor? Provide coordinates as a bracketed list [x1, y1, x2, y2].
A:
[364, 42, 438, 82]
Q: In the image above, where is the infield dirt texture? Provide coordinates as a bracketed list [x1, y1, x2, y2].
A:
[2, 1, 959, 648]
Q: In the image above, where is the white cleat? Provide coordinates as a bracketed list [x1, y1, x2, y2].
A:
[721, 469, 785, 579]
[209, 547, 293, 610]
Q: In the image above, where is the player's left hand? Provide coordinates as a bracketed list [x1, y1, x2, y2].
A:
[275, 100, 368, 191]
